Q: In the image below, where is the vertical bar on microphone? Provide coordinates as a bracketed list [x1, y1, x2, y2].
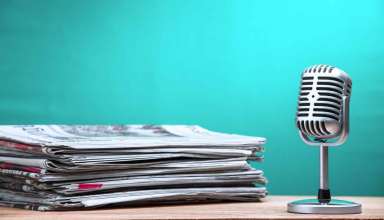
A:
[320, 144, 329, 190]
[318, 144, 331, 203]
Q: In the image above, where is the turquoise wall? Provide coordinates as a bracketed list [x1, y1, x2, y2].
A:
[0, 0, 383, 196]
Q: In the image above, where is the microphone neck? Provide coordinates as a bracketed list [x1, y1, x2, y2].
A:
[318, 144, 331, 203]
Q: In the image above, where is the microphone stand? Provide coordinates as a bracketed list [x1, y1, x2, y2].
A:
[287, 139, 362, 214]
[319, 144, 331, 203]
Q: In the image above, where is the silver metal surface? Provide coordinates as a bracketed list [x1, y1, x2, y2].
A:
[289, 65, 361, 214]
[296, 64, 351, 146]
[287, 199, 362, 214]
[319, 144, 328, 190]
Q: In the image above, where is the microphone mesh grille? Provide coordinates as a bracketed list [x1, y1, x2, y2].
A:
[296, 64, 352, 138]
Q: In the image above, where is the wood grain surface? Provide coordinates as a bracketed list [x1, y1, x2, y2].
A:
[0, 196, 383, 220]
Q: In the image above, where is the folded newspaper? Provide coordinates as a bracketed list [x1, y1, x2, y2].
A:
[0, 125, 267, 211]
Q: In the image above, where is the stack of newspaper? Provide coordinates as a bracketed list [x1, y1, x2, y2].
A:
[0, 125, 267, 211]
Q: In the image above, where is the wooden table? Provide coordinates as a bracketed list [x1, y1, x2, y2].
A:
[1, 196, 383, 220]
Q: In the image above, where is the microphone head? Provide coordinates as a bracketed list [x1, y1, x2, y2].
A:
[296, 64, 352, 142]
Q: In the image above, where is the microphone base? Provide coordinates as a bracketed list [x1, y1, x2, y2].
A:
[287, 198, 362, 214]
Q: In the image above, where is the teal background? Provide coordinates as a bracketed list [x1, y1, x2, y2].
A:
[0, 0, 383, 196]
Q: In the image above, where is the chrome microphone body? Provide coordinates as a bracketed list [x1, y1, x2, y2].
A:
[296, 65, 352, 145]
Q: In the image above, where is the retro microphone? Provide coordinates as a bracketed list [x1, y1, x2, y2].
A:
[287, 64, 362, 214]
